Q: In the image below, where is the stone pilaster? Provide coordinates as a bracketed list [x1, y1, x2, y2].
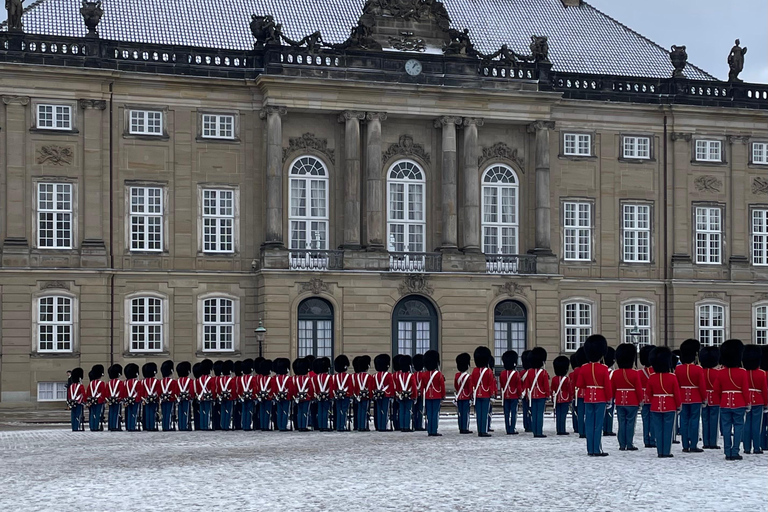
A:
[339, 111, 366, 249]
[79, 99, 108, 267]
[435, 116, 462, 251]
[670, 132, 693, 266]
[460, 117, 483, 253]
[2, 95, 30, 266]
[259, 106, 287, 249]
[365, 112, 387, 251]
[729, 135, 751, 278]
[527, 121, 555, 256]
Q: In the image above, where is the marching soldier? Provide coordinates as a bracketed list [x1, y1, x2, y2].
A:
[576, 335, 612, 456]
[232, 361, 243, 430]
[333, 355, 356, 432]
[106, 364, 125, 431]
[603, 347, 616, 437]
[520, 350, 532, 433]
[714, 339, 750, 460]
[305, 355, 318, 431]
[639, 345, 657, 448]
[612, 343, 643, 451]
[313, 358, 334, 431]
[66, 367, 85, 431]
[569, 353, 581, 434]
[391, 354, 403, 431]
[412, 354, 426, 431]
[123, 363, 141, 432]
[353, 356, 374, 432]
[742, 344, 767, 454]
[256, 359, 274, 431]
[238, 359, 256, 431]
[395, 355, 417, 432]
[175, 361, 194, 431]
[645, 347, 682, 458]
[523, 347, 550, 438]
[574, 347, 588, 438]
[139, 362, 160, 431]
[373, 354, 394, 432]
[454, 353, 473, 434]
[159, 360, 178, 431]
[552, 356, 572, 436]
[761, 345, 768, 451]
[274, 358, 292, 431]
[699, 346, 721, 449]
[191, 363, 203, 430]
[423, 349, 445, 437]
[195, 360, 215, 431]
[211, 361, 224, 430]
[291, 358, 312, 432]
[85, 364, 107, 432]
[675, 339, 706, 452]
[500, 350, 521, 435]
[218, 360, 236, 430]
[470, 346, 496, 437]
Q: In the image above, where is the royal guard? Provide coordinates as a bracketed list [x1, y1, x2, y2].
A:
[761, 345, 768, 451]
[85, 364, 107, 432]
[106, 364, 126, 431]
[638, 345, 657, 448]
[256, 359, 274, 431]
[138, 362, 160, 431]
[574, 347, 588, 438]
[217, 360, 236, 430]
[333, 355, 356, 432]
[674, 339, 706, 452]
[470, 346, 496, 437]
[699, 346, 721, 449]
[519, 350, 532, 433]
[523, 347, 550, 438]
[191, 363, 202, 430]
[291, 358, 312, 431]
[373, 354, 394, 432]
[742, 345, 767, 454]
[232, 361, 243, 430]
[454, 353, 473, 434]
[195, 360, 215, 431]
[422, 349, 445, 437]
[313, 358, 335, 431]
[603, 347, 616, 437]
[645, 347, 682, 458]
[66, 367, 85, 431]
[487, 355, 497, 433]
[612, 344, 643, 451]
[305, 355, 318, 430]
[175, 361, 194, 431]
[499, 350, 521, 435]
[411, 353, 426, 431]
[273, 358, 292, 431]
[569, 353, 581, 434]
[552, 356, 572, 436]
[391, 354, 403, 431]
[210, 360, 224, 430]
[158, 360, 178, 431]
[237, 359, 256, 431]
[353, 356, 374, 432]
[123, 363, 141, 432]
[576, 335, 612, 456]
[395, 355, 417, 432]
[715, 339, 751, 460]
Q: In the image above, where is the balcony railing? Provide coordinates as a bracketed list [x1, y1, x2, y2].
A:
[388, 252, 442, 273]
[289, 250, 343, 271]
[485, 254, 537, 275]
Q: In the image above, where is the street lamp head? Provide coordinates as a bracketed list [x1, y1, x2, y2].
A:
[629, 325, 641, 337]
[254, 319, 267, 341]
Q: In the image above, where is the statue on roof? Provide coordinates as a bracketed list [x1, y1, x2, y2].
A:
[530, 35, 550, 64]
[282, 31, 326, 54]
[480, 44, 525, 66]
[443, 28, 476, 57]
[727, 39, 747, 83]
[80, 0, 104, 37]
[6, 0, 24, 32]
[669, 45, 687, 79]
[250, 14, 283, 49]
[335, 21, 383, 51]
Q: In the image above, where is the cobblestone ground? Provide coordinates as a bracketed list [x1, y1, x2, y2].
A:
[0, 415, 765, 511]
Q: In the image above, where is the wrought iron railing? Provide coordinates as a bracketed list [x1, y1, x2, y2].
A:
[289, 250, 343, 271]
[388, 252, 442, 273]
[485, 254, 537, 275]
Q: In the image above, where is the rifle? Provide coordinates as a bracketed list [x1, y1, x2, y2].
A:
[171, 402, 178, 431]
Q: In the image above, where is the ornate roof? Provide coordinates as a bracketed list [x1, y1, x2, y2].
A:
[11, 0, 714, 80]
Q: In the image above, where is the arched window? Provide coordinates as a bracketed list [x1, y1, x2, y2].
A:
[129, 296, 164, 352]
[754, 304, 768, 345]
[482, 165, 519, 255]
[202, 297, 235, 352]
[622, 300, 654, 347]
[392, 295, 438, 355]
[289, 156, 328, 251]
[493, 300, 527, 363]
[387, 160, 425, 253]
[698, 302, 727, 346]
[298, 298, 333, 358]
[37, 295, 74, 353]
[562, 300, 593, 352]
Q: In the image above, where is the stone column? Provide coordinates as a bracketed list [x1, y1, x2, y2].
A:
[729, 135, 750, 278]
[339, 111, 365, 249]
[365, 112, 387, 250]
[527, 121, 556, 255]
[2, 95, 30, 257]
[670, 132, 692, 264]
[79, 99, 108, 265]
[460, 117, 483, 252]
[259, 106, 287, 248]
[435, 116, 461, 251]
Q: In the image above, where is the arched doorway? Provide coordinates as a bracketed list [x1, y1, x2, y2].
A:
[392, 295, 438, 356]
[297, 297, 333, 358]
[493, 300, 527, 363]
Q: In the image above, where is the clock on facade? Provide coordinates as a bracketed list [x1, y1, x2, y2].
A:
[404, 59, 422, 76]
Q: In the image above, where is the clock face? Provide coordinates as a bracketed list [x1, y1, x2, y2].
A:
[405, 59, 422, 76]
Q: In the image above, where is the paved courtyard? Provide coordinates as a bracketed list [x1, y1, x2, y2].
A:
[0, 415, 764, 511]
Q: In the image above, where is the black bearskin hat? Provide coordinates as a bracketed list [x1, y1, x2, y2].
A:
[569, 353, 581, 370]
[488, 355, 496, 370]
[321, 357, 332, 373]
[142, 362, 157, 379]
[392, 355, 403, 373]
[720, 339, 744, 369]
[531, 346, 548, 366]
[242, 359, 254, 375]
[71, 367, 84, 383]
[473, 346, 491, 368]
[91, 364, 105, 379]
[312, 358, 324, 375]
[261, 359, 273, 377]
[192, 363, 202, 379]
[88, 368, 97, 381]
[362, 355, 372, 370]
[223, 360, 234, 376]
[529, 348, 545, 369]
[699, 346, 720, 369]
[604, 347, 616, 368]
[456, 353, 471, 373]
[502, 350, 518, 371]
[212, 360, 224, 376]
[650, 346, 672, 374]
[201, 359, 213, 375]
[374, 354, 391, 372]
[352, 356, 363, 373]
[553, 356, 570, 377]
[161, 360, 174, 378]
[679, 339, 700, 364]
[584, 334, 608, 363]
[412, 354, 425, 372]
[399, 354, 413, 373]
[107, 364, 123, 379]
[279, 358, 292, 376]
[575, 346, 587, 366]
[424, 350, 440, 371]
[762, 346, 768, 372]
[521, 350, 532, 370]
[742, 344, 762, 371]
[176, 361, 191, 378]
[334, 355, 350, 374]
[638, 345, 655, 367]
[615, 343, 637, 370]
[234, 361, 243, 377]
[253, 356, 264, 369]
[124, 363, 139, 380]
[293, 358, 307, 376]
[271, 358, 280, 374]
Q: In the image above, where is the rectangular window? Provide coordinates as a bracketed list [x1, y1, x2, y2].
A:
[202, 189, 234, 253]
[695, 207, 722, 264]
[756, 306, 768, 345]
[202, 298, 235, 352]
[699, 304, 725, 346]
[37, 382, 68, 402]
[38, 183, 72, 249]
[564, 302, 592, 352]
[129, 110, 163, 135]
[130, 187, 163, 251]
[201, 114, 235, 139]
[695, 140, 722, 162]
[564, 202, 591, 261]
[564, 133, 591, 156]
[38, 296, 73, 352]
[624, 303, 652, 346]
[622, 136, 651, 159]
[753, 143, 768, 165]
[622, 204, 651, 263]
[130, 297, 163, 352]
[753, 209, 768, 265]
[37, 104, 72, 130]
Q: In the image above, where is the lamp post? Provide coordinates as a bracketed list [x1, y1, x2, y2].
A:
[629, 325, 642, 347]
[255, 320, 267, 358]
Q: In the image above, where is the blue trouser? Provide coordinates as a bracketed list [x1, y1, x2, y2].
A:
[317, 400, 331, 430]
[475, 398, 490, 435]
[577, 398, 586, 437]
[258, 401, 271, 430]
[233, 402, 242, 430]
[522, 399, 531, 431]
[651, 411, 675, 456]
[555, 402, 569, 434]
[212, 403, 221, 430]
[531, 398, 545, 436]
[680, 403, 702, 450]
[336, 398, 351, 431]
[743, 405, 764, 453]
[720, 407, 746, 458]
[641, 403, 655, 446]
[125, 402, 139, 431]
[108, 403, 121, 431]
[199, 401, 212, 430]
[616, 405, 639, 449]
[296, 401, 310, 430]
[143, 403, 158, 431]
[399, 399, 413, 430]
[584, 402, 605, 454]
[161, 401, 174, 431]
[310, 402, 318, 429]
[426, 399, 441, 434]
[413, 398, 424, 430]
[702, 405, 720, 447]
[375, 398, 390, 431]
[571, 400, 579, 433]
[762, 410, 768, 450]
[457, 399, 471, 432]
[503, 398, 519, 434]
[487, 403, 493, 431]
[220, 400, 233, 430]
[391, 399, 400, 430]
[88, 403, 103, 431]
[276, 400, 290, 430]
[70, 404, 84, 431]
[356, 399, 370, 431]
[177, 401, 192, 431]
[240, 401, 254, 431]
[193, 401, 200, 430]
[603, 403, 615, 434]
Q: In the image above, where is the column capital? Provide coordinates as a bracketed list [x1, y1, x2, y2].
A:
[727, 134, 750, 145]
[434, 116, 462, 129]
[259, 105, 288, 119]
[462, 117, 484, 127]
[2, 95, 29, 106]
[670, 132, 692, 142]
[366, 112, 388, 122]
[526, 120, 555, 134]
[338, 110, 366, 122]
[79, 99, 107, 110]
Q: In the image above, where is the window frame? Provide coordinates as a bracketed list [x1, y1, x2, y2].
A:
[36, 182, 74, 250]
[200, 296, 237, 353]
[481, 164, 520, 255]
[391, 295, 438, 357]
[751, 142, 768, 165]
[35, 294, 76, 354]
[753, 302, 768, 346]
[127, 295, 165, 353]
[297, 297, 334, 359]
[36, 103, 73, 131]
[621, 202, 652, 263]
[124, 107, 167, 138]
[200, 113, 237, 140]
[493, 300, 528, 363]
[751, 207, 768, 266]
[562, 299, 594, 353]
[621, 135, 652, 160]
[288, 156, 330, 252]
[387, 159, 426, 254]
[127, 185, 165, 253]
[36, 382, 68, 402]
[563, 132, 593, 157]
[694, 205, 723, 265]
[562, 200, 593, 262]
[696, 301, 728, 347]
[621, 299, 655, 347]
[199, 187, 238, 254]
[693, 139, 724, 163]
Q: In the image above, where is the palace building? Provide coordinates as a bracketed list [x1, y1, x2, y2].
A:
[0, 0, 767, 404]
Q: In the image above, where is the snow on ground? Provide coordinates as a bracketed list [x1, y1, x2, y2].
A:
[0, 414, 765, 512]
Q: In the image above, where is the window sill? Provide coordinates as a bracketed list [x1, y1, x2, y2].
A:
[123, 133, 170, 141]
[196, 350, 240, 358]
[31, 351, 79, 358]
[123, 351, 169, 357]
[31, 248, 78, 254]
[559, 154, 597, 161]
[618, 157, 656, 164]
[198, 252, 238, 257]
[748, 163, 768, 169]
[195, 136, 240, 144]
[619, 261, 654, 266]
[690, 160, 727, 166]
[29, 127, 79, 135]
[127, 251, 168, 255]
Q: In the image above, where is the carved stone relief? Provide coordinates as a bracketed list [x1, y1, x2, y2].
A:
[382, 135, 430, 164]
[37, 145, 74, 166]
[300, 278, 329, 295]
[752, 177, 768, 195]
[283, 133, 335, 165]
[398, 274, 433, 296]
[694, 175, 722, 193]
[478, 142, 524, 169]
[496, 281, 530, 298]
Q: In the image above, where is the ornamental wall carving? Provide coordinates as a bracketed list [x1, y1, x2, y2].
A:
[300, 277, 329, 295]
[398, 274, 433, 296]
[694, 175, 722, 193]
[495, 281, 530, 298]
[752, 177, 768, 195]
[37, 145, 74, 166]
[382, 135, 430, 164]
[478, 142, 524, 169]
[283, 133, 335, 165]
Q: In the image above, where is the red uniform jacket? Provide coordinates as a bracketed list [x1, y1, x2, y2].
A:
[714, 368, 751, 409]
[124, 378, 141, 404]
[423, 370, 446, 400]
[67, 382, 85, 404]
[333, 372, 357, 399]
[611, 369, 643, 406]
[176, 376, 194, 401]
[499, 370, 522, 400]
[236, 374, 256, 400]
[551, 375, 572, 403]
[639, 367, 655, 391]
[414, 370, 429, 397]
[644, 373, 682, 412]
[312, 373, 335, 400]
[704, 368, 720, 405]
[289, 374, 312, 402]
[747, 369, 768, 406]
[107, 378, 127, 402]
[159, 377, 179, 402]
[374, 371, 395, 398]
[85, 379, 107, 405]
[568, 369, 583, 400]
[454, 372, 473, 401]
[674, 364, 707, 404]
[470, 367, 497, 399]
[522, 368, 551, 400]
[395, 371, 418, 400]
[355, 372, 375, 399]
[575, 363, 613, 403]
[216, 375, 237, 401]
[194, 375, 214, 401]
[137, 377, 160, 401]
